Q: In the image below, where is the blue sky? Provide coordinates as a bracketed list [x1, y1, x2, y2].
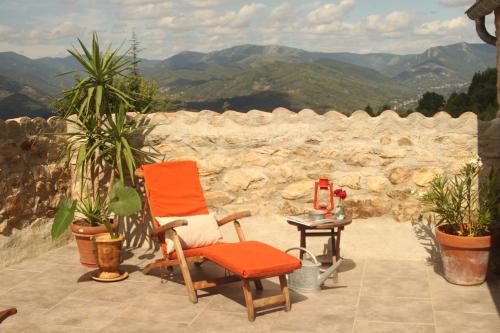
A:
[0, 0, 490, 59]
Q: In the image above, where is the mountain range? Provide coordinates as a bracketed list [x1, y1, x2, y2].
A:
[0, 42, 495, 119]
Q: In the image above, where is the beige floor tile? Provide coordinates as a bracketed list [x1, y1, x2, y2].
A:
[1, 322, 99, 333]
[0, 279, 78, 311]
[430, 285, 499, 314]
[43, 298, 126, 330]
[2, 242, 499, 332]
[291, 288, 359, 311]
[190, 310, 272, 332]
[361, 275, 431, 298]
[118, 291, 210, 324]
[0, 268, 36, 294]
[434, 311, 500, 333]
[353, 320, 435, 333]
[364, 260, 428, 279]
[356, 296, 434, 324]
[267, 307, 355, 332]
[100, 320, 191, 333]
[67, 279, 151, 303]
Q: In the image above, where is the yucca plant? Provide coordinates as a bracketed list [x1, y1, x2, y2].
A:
[51, 33, 152, 240]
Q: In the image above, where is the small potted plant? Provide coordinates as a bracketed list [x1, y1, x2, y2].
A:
[419, 157, 499, 285]
[50, 33, 151, 271]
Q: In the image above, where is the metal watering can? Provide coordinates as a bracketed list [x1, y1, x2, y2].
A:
[286, 247, 343, 292]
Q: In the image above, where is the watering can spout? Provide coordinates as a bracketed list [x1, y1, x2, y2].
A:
[318, 259, 343, 285]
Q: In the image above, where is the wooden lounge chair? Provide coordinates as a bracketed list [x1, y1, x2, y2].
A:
[0, 307, 17, 324]
[137, 160, 301, 321]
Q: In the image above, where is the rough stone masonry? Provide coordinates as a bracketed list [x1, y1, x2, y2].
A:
[1, 108, 499, 266]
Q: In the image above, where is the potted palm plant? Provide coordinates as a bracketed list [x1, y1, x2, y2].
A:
[51, 33, 151, 272]
[420, 157, 499, 285]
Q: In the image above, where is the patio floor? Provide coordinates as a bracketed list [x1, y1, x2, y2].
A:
[1, 217, 499, 332]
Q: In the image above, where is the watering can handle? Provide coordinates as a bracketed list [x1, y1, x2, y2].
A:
[285, 247, 319, 265]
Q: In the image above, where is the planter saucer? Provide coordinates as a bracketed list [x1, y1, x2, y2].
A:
[91, 271, 129, 282]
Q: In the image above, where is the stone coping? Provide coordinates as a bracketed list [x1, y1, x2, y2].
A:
[0, 108, 492, 126]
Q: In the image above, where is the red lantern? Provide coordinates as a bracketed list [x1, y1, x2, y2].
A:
[313, 176, 334, 213]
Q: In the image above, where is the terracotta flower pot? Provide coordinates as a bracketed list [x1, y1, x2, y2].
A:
[92, 233, 127, 282]
[435, 225, 492, 285]
[70, 219, 117, 268]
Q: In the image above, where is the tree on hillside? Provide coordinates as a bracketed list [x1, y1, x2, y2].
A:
[445, 68, 497, 120]
[115, 33, 157, 113]
[222, 101, 231, 111]
[364, 104, 376, 116]
[130, 32, 140, 77]
[416, 92, 445, 116]
[467, 68, 497, 120]
[445, 92, 471, 118]
[378, 104, 391, 113]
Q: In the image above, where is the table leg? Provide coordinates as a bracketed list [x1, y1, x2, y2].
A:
[331, 228, 339, 282]
[300, 229, 306, 259]
[335, 228, 342, 261]
[331, 229, 337, 263]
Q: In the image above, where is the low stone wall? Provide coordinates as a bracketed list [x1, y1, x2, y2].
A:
[0, 109, 499, 267]
[0, 117, 71, 267]
[142, 109, 500, 221]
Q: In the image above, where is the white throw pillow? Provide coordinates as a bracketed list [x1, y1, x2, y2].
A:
[156, 213, 223, 254]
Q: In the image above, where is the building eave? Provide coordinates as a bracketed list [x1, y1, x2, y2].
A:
[466, 0, 500, 19]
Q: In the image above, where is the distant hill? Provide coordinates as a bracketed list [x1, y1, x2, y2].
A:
[164, 59, 411, 112]
[0, 42, 495, 118]
[0, 74, 53, 119]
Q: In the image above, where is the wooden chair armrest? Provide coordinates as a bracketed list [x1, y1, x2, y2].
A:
[151, 219, 188, 237]
[217, 211, 251, 226]
[0, 307, 17, 324]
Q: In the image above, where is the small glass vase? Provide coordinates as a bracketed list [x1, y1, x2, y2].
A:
[334, 201, 346, 221]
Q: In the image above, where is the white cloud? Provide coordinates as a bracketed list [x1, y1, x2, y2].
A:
[94, 0, 164, 4]
[183, 0, 231, 7]
[0, 25, 12, 35]
[219, 3, 266, 28]
[120, 2, 175, 19]
[439, 0, 470, 8]
[365, 11, 418, 35]
[415, 16, 470, 35]
[28, 21, 84, 40]
[307, 0, 356, 24]
[158, 3, 265, 29]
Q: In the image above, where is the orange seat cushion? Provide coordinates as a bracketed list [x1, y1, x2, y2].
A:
[173, 241, 302, 279]
[142, 161, 209, 219]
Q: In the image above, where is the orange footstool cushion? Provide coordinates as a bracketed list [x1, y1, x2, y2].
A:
[175, 241, 301, 279]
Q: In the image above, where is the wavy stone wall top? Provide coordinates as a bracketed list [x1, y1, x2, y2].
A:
[2, 109, 498, 139]
[146, 109, 484, 127]
[142, 108, 492, 137]
[0, 116, 67, 137]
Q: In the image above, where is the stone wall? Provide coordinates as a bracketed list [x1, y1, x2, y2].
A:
[0, 117, 71, 266]
[142, 109, 500, 221]
[0, 109, 499, 267]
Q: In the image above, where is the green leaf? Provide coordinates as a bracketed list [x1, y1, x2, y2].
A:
[51, 198, 77, 240]
[109, 181, 141, 217]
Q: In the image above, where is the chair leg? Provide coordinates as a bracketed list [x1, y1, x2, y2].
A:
[143, 260, 167, 275]
[242, 279, 255, 321]
[171, 231, 198, 304]
[279, 275, 291, 312]
[179, 261, 197, 303]
[254, 279, 263, 291]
